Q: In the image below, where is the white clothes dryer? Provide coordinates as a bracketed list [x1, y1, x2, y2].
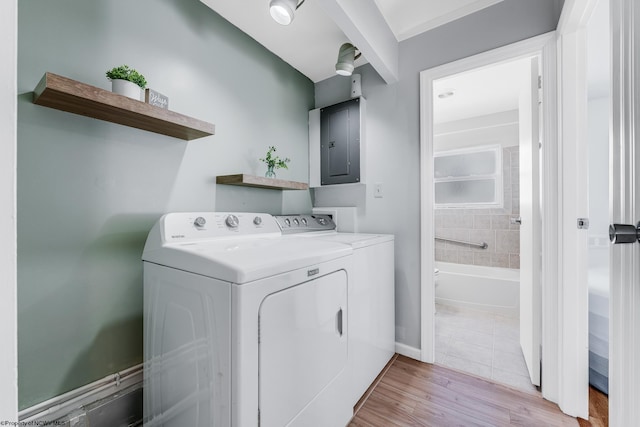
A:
[142, 212, 354, 427]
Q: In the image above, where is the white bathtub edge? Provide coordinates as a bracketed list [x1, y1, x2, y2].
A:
[435, 261, 519, 280]
[435, 261, 520, 317]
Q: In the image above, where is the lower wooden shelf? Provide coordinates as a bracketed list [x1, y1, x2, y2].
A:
[216, 174, 309, 190]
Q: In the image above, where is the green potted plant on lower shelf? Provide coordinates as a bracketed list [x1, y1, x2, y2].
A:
[260, 146, 290, 179]
[106, 65, 147, 101]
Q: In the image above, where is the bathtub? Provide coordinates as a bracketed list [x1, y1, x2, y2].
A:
[435, 261, 520, 317]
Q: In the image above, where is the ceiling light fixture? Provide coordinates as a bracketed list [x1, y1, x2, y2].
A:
[269, 0, 305, 25]
[335, 43, 362, 77]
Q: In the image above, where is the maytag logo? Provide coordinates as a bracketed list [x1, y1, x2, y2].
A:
[307, 268, 319, 277]
[171, 235, 185, 239]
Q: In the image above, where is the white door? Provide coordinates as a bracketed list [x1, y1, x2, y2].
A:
[519, 56, 541, 386]
[609, 0, 640, 423]
[259, 271, 348, 427]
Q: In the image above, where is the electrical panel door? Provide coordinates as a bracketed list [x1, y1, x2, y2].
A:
[320, 98, 361, 185]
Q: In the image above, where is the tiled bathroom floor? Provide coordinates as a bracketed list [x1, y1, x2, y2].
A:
[435, 303, 537, 393]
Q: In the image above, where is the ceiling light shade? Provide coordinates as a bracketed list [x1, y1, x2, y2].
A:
[335, 43, 361, 76]
[269, 0, 304, 25]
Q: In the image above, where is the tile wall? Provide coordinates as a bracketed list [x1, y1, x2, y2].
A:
[435, 146, 520, 269]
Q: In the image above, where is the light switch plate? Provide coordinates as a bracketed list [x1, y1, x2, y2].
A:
[374, 183, 383, 198]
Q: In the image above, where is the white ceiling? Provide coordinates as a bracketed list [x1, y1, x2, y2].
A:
[374, 0, 504, 41]
[199, 0, 505, 83]
[433, 57, 531, 124]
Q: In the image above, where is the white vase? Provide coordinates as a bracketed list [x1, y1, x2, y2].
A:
[111, 79, 142, 101]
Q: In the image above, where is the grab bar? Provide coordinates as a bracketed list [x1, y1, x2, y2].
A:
[435, 237, 488, 249]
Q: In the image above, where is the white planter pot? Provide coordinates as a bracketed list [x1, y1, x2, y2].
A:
[111, 79, 142, 101]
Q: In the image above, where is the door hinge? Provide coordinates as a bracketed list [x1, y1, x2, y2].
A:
[577, 218, 589, 229]
[538, 75, 542, 89]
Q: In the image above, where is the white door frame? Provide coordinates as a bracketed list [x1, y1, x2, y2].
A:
[555, 0, 599, 419]
[0, 0, 19, 421]
[609, 0, 640, 424]
[519, 56, 542, 387]
[419, 31, 562, 405]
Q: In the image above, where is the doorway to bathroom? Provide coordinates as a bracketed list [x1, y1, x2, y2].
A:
[430, 55, 536, 392]
[419, 32, 559, 400]
[431, 55, 539, 392]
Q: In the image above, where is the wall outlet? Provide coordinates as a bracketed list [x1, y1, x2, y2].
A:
[374, 183, 383, 198]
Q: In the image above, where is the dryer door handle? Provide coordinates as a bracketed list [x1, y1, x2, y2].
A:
[336, 308, 343, 337]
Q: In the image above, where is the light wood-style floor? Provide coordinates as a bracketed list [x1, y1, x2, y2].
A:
[578, 386, 609, 427]
[349, 354, 579, 426]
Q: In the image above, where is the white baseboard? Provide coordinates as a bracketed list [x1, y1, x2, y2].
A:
[19, 364, 142, 423]
[395, 342, 422, 360]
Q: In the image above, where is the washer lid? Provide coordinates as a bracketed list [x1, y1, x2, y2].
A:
[143, 237, 352, 283]
[306, 232, 394, 249]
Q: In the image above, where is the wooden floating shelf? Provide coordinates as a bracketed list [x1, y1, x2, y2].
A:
[216, 174, 309, 190]
[33, 72, 215, 141]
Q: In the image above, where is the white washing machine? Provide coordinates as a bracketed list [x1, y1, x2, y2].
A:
[142, 212, 354, 427]
[274, 212, 395, 406]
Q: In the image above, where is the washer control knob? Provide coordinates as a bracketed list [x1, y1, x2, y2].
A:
[301, 218, 308, 226]
[225, 214, 239, 228]
[194, 217, 207, 227]
[317, 217, 327, 225]
[293, 218, 300, 226]
[285, 218, 291, 226]
[253, 216, 262, 226]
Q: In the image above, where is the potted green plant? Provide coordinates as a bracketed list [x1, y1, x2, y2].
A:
[260, 146, 290, 179]
[106, 65, 147, 101]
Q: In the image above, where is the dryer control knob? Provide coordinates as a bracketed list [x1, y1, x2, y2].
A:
[253, 216, 262, 225]
[194, 217, 207, 227]
[225, 214, 239, 228]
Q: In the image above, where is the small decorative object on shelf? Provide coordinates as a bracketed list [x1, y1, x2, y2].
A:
[260, 146, 290, 179]
[106, 65, 147, 101]
[145, 88, 169, 109]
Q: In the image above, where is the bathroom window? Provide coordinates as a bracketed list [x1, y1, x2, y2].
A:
[434, 145, 503, 208]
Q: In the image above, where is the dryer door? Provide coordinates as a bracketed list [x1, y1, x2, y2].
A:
[259, 270, 348, 427]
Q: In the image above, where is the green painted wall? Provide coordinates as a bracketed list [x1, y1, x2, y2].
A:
[17, 0, 313, 410]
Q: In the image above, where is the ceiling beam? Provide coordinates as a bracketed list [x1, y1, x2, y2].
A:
[319, 0, 399, 84]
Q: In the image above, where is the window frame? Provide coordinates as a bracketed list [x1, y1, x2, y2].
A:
[433, 144, 503, 209]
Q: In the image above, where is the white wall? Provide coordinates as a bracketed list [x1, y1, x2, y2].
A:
[587, 0, 611, 270]
[434, 110, 519, 151]
[587, 97, 610, 267]
[0, 0, 18, 420]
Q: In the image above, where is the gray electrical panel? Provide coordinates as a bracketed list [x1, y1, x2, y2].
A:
[320, 98, 361, 185]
